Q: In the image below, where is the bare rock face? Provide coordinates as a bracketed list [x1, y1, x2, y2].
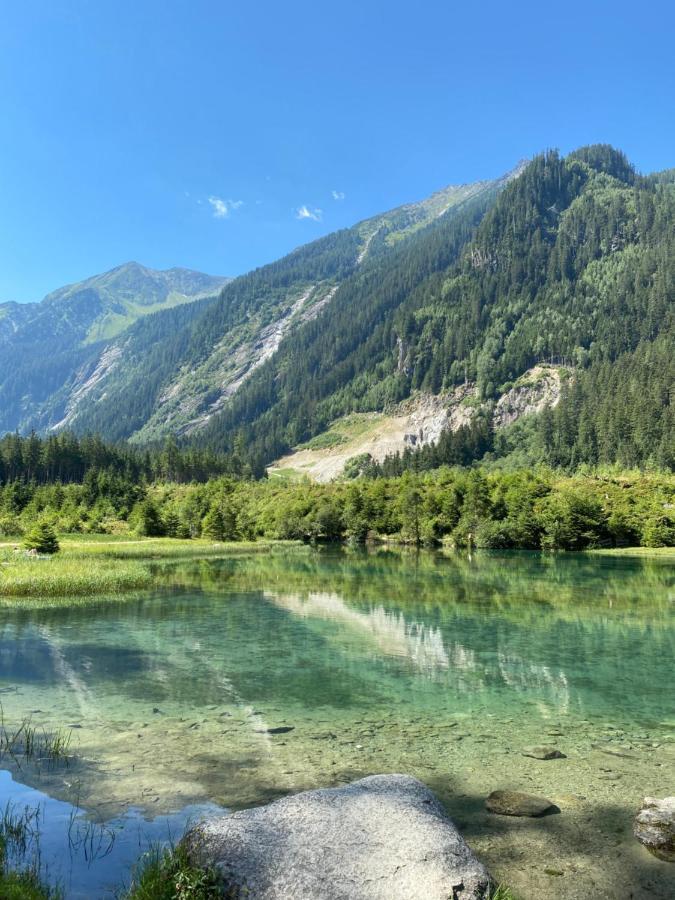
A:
[485, 790, 557, 817]
[634, 797, 675, 862]
[185, 774, 491, 899]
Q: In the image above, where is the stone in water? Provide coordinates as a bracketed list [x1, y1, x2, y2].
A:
[486, 790, 557, 817]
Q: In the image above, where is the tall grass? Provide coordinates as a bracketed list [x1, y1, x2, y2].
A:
[66, 537, 303, 560]
[0, 710, 72, 767]
[0, 554, 151, 598]
[0, 537, 305, 601]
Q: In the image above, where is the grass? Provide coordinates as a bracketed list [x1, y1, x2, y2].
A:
[0, 537, 305, 600]
[490, 887, 518, 900]
[0, 868, 58, 900]
[0, 711, 72, 766]
[0, 554, 151, 598]
[0, 802, 61, 899]
[297, 430, 347, 451]
[124, 844, 233, 900]
[65, 536, 300, 560]
[586, 546, 675, 558]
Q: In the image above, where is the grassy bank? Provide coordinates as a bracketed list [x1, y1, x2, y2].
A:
[586, 546, 675, 558]
[0, 537, 304, 600]
[0, 554, 151, 598]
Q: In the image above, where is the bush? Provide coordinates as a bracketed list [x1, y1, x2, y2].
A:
[134, 500, 165, 537]
[641, 515, 675, 548]
[537, 490, 610, 550]
[0, 515, 23, 538]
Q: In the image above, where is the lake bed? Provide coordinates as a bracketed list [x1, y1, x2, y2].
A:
[0, 548, 673, 898]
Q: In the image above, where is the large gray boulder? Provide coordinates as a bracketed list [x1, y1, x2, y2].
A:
[185, 774, 491, 899]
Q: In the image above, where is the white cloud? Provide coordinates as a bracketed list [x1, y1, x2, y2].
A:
[295, 204, 323, 222]
[331, 190, 345, 200]
[208, 196, 244, 218]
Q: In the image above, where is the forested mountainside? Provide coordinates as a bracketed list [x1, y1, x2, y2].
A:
[2, 146, 672, 476]
[0, 262, 229, 434]
[190, 145, 673, 472]
[59, 172, 518, 443]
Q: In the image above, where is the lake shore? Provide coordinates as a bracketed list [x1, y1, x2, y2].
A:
[1, 535, 673, 602]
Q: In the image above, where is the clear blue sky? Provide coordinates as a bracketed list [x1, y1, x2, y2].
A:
[1, 0, 673, 302]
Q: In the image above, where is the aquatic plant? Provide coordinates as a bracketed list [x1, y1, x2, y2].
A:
[67, 808, 116, 864]
[0, 711, 72, 767]
[124, 843, 232, 900]
[490, 887, 518, 900]
[0, 801, 61, 899]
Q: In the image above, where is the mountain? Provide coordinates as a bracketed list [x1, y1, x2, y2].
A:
[0, 263, 230, 433]
[189, 146, 673, 473]
[195, 145, 671, 473]
[2, 146, 672, 475]
[45, 168, 524, 443]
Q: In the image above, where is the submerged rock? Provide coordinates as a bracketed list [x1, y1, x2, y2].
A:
[522, 745, 566, 760]
[254, 725, 295, 735]
[485, 790, 557, 817]
[185, 774, 491, 899]
[634, 797, 675, 862]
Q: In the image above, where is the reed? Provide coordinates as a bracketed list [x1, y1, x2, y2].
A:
[0, 553, 151, 598]
[0, 710, 72, 766]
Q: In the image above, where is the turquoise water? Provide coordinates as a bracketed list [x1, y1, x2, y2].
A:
[0, 549, 673, 898]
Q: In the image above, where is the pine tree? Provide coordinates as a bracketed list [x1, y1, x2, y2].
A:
[23, 521, 60, 554]
[202, 505, 226, 541]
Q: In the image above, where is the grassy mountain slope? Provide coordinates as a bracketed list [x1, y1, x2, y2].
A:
[0, 263, 229, 433]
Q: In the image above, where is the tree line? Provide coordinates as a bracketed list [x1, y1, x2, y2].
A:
[1, 463, 672, 551]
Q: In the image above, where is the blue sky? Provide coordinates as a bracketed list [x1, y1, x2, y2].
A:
[1, 0, 673, 302]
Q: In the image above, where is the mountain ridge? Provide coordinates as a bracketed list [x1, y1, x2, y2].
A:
[0, 262, 230, 433]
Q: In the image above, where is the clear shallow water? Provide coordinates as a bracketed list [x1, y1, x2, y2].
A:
[0, 548, 673, 899]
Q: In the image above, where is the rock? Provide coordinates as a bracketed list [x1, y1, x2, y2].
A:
[485, 790, 557, 817]
[592, 744, 637, 759]
[634, 797, 675, 862]
[185, 774, 491, 899]
[254, 725, 295, 735]
[522, 745, 566, 760]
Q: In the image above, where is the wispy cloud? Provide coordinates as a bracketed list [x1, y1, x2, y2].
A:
[208, 196, 244, 218]
[331, 190, 345, 201]
[295, 204, 323, 222]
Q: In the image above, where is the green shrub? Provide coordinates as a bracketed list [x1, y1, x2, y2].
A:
[0, 516, 23, 538]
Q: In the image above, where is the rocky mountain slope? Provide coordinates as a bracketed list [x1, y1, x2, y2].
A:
[190, 145, 673, 473]
[270, 365, 567, 481]
[47, 167, 523, 443]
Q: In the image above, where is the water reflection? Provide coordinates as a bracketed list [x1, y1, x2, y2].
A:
[0, 549, 672, 899]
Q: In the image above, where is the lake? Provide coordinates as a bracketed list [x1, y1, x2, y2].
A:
[0, 548, 673, 899]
